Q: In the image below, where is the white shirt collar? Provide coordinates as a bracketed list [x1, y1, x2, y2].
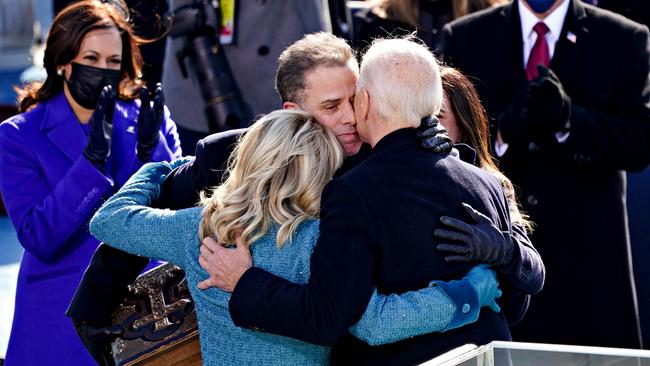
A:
[519, 0, 570, 41]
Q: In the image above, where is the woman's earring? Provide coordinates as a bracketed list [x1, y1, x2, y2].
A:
[57, 69, 63, 76]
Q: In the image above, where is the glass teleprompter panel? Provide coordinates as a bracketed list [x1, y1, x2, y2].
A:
[423, 341, 650, 366]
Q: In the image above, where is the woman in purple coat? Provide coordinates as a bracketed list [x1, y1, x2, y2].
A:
[0, 1, 182, 364]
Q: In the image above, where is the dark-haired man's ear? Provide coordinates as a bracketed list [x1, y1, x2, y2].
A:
[283, 101, 299, 110]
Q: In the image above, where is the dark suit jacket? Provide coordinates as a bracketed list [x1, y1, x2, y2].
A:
[229, 129, 513, 365]
[598, 0, 650, 29]
[443, 0, 650, 348]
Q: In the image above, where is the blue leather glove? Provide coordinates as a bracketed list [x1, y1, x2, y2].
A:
[435, 202, 515, 268]
[464, 264, 502, 313]
[415, 115, 453, 153]
[169, 156, 194, 170]
[136, 84, 165, 162]
[128, 156, 193, 187]
[83, 85, 116, 171]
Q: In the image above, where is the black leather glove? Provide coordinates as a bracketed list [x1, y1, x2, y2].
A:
[435, 202, 515, 268]
[497, 80, 532, 145]
[72, 319, 121, 366]
[416, 115, 453, 153]
[498, 66, 571, 144]
[526, 65, 571, 136]
[136, 83, 165, 162]
[83, 85, 116, 171]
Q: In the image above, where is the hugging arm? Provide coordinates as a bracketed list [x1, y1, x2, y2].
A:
[435, 203, 544, 324]
[89, 159, 200, 264]
[228, 179, 377, 345]
[200, 235, 502, 346]
[435, 203, 544, 294]
[222, 178, 504, 346]
[349, 265, 501, 346]
[498, 223, 544, 294]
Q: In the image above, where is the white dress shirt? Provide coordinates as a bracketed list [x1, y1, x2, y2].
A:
[519, 0, 570, 67]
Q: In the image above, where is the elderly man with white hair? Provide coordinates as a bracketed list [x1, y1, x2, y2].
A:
[209, 37, 519, 365]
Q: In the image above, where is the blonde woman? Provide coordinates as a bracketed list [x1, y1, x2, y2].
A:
[90, 109, 501, 365]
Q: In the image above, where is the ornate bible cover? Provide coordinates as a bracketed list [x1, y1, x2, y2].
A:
[110, 263, 201, 366]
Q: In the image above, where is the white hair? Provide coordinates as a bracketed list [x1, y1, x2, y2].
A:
[357, 36, 443, 127]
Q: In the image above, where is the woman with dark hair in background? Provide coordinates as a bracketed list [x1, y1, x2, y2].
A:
[434, 66, 544, 323]
[0, 1, 181, 364]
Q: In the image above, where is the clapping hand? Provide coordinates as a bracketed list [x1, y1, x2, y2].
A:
[526, 65, 571, 136]
[83, 85, 116, 171]
[498, 65, 571, 144]
[136, 84, 165, 162]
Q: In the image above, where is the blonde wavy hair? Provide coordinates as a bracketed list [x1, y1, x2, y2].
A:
[199, 109, 345, 248]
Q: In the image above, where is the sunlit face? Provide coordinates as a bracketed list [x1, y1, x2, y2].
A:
[63, 26, 123, 78]
[439, 92, 461, 143]
[297, 61, 362, 156]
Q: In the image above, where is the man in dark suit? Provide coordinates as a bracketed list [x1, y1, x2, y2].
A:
[199, 37, 517, 365]
[596, 0, 650, 350]
[442, 0, 650, 348]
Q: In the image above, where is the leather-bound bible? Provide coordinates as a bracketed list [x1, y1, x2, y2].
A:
[110, 263, 201, 366]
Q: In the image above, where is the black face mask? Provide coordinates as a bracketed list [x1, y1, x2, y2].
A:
[65, 62, 121, 109]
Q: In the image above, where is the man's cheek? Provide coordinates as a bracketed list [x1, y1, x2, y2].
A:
[336, 132, 359, 144]
[343, 141, 363, 157]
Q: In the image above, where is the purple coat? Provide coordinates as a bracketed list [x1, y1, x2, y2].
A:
[0, 92, 182, 365]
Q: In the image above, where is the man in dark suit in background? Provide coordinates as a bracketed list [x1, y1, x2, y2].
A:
[443, 0, 650, 348]
[200, 37, 517, 365]
[595, 0, 650, 349]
